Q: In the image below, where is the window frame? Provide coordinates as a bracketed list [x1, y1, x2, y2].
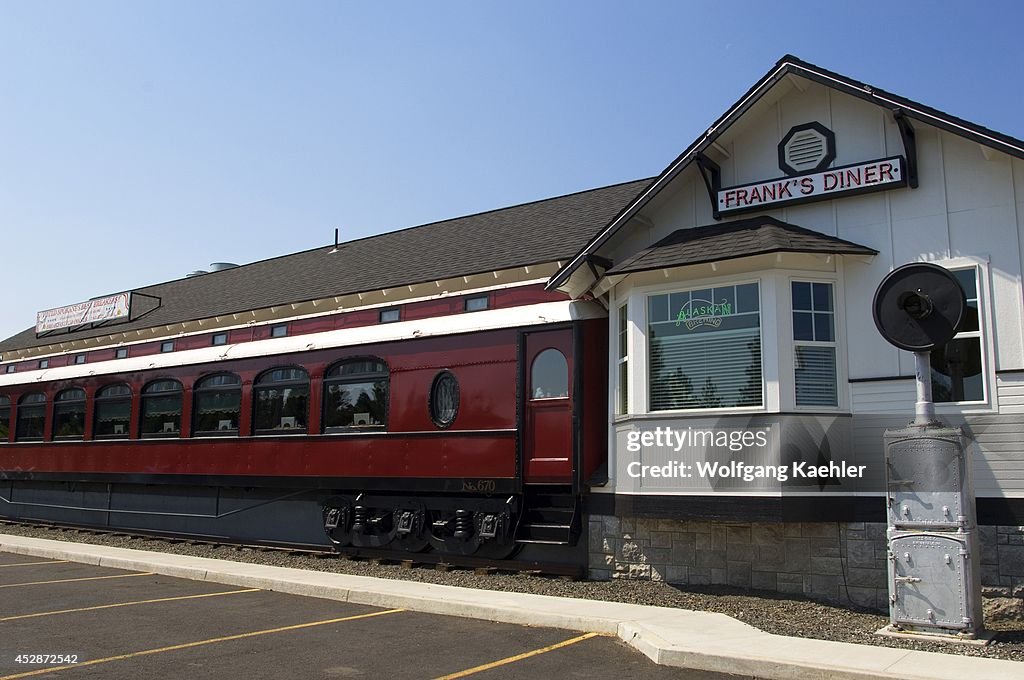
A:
[115, 348, 128, 359]
[321, 358, 389, 433]
[429, 370, 459, 429]
[0, 395, 10, 443]
[74, 354, 87, 365]
[790, 279, 840, 410]
[38, 359, 49, 369]
[530, 348, 570, 401]
[192, 372, 243, 437]
[139, 379, 184, 439]
[616, 302, 629, 415]
[15, 392, 47, 442]
[270, 324, 288, 338]
[929, 261, 991, 407]
[211, 333, 228, 346]
[379, 308, 400, 324]
[4, 366, 14, 374]
[464, 295, 489, 312]
[160, 341, 175, 353]
[93, 383, 133, 440]
[252, 366, 310, 435]
[52, 388, 87, 441]
[643, 277, 766, 414]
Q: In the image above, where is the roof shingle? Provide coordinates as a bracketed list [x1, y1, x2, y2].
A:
[606, 216, 877, 275]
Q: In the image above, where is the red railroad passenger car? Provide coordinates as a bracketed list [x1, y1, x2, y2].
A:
[0, 179, 647, 567]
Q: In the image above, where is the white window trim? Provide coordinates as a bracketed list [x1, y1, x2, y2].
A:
[926, 256, 995, 412]
[615, 302, 629, 416]
[785, 273, 847, 412]
[627, 273, 774, 417]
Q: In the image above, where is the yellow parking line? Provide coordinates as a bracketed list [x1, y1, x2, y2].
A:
[434, 632, 603, 679]
[0, 573, 153, 589]
[0, 608, 404, 680]
[0, 588, 261, 622]
[0, 561, 69, 568]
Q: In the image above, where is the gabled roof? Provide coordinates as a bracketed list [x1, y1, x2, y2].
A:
[0, 178, 652, 353]
[547, 54, 1024, 291]
[606, 216, 877, 276]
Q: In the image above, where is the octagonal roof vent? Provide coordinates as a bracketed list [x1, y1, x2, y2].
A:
[779, 122, 835, 175]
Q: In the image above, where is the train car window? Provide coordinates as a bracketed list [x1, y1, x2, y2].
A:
[74, 354, 87, 365]
[38, 359, 49, 369]
[323, 359, 388, 431]
[465, 295, 489, 312]
[94, 384, 132, 440]
[0, 396, 10, 442]
[530, 349, 568, 399]
[211, 333, 228, 346]
[379, 309, 400, 323]
[429, 370, 459, 429]
[254, 367, 309, 434]
[53, 388, 87, 440]
[140, 380, 183, 438]
[115, 348, 128, 359]
[15, 393, 46, 441]
[193, 373, 242, 436]
[4, 366, 14, 374]
[271, 324, 288, 338]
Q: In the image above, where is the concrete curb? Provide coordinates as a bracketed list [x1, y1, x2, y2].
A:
[1, 534, 1019, 680]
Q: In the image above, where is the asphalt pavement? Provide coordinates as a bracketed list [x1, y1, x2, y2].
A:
[0, 551, 737, 680]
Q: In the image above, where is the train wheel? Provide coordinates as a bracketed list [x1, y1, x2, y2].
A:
[392, 502, 430, 553]
[322, 496, 354, 548]
[427, 507, 517, 559]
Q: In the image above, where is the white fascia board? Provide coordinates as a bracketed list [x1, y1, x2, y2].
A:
[0, 300, 604, 388]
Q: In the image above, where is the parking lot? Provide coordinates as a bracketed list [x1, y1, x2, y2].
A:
[0, 551, 741, 680]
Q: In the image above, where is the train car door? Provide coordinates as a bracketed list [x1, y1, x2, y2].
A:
[523, 329, 574, 483]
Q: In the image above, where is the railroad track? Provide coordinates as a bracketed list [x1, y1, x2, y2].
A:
[0, 519, 586, 579]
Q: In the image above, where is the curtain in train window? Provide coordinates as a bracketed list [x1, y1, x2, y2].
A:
[16, 393, 46, 441]
[647, 282, 762, 411]
[193, 373, 242, 435]
[254, 367, 309, 434]
[323, 359, 388, 431]
[53, 388, 86, 440]
[94, 384, 132, 439]
[0, 396, 9, 442]
[140, 380, 183, 438]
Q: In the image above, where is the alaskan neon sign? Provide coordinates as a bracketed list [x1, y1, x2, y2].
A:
[676, 299, 732, 330]
[716, 156, 906, 216]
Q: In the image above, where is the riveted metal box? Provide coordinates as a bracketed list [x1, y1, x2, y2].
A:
[888, 530, 983, 633]
[884, 426, 972, 529]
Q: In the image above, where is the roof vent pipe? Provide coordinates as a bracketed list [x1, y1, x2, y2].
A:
[209, 262, 239, 272]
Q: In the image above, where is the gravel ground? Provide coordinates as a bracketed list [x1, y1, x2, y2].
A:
[1, 522, 1021, 662]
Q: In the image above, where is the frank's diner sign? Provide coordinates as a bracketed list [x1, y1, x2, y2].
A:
[716, 156, 906, 216]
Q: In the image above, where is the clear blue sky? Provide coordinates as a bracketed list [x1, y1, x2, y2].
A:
[2, 1, 1022, 342]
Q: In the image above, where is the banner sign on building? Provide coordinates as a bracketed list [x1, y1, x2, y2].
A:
[716, 156, 906, 216]
[36, 293, 131, 333]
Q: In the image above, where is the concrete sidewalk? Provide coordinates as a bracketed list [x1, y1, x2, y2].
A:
[0, 533, 1018, 680]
